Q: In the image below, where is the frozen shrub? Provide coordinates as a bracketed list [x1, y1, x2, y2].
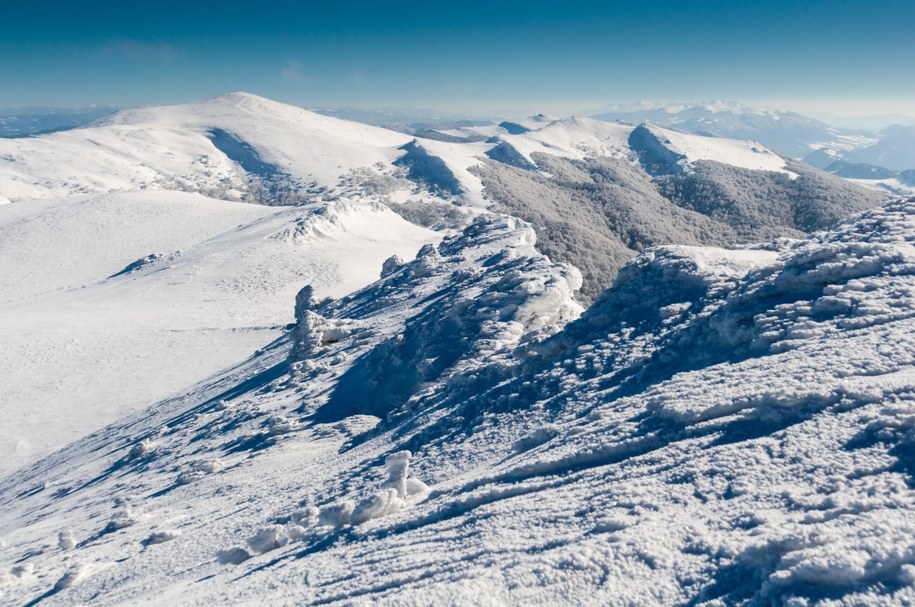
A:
[128, 439, 154, 460]
[289, 506, 319, 527]
[105, 503, 137, 532]
[294, 285, 317, 320]
[381, 255, 404, 278]
[383, 451, 411, 498]
[406, 478, 430, 499]
[54, 565, 86, 590]
[267, 417, 300, 436]
[381, 450, 429, 500]
[284, 524, 308, 541]
[145, 530, 180, 545]
[217, 547, 251, 565]
[177, 458, 223, 484]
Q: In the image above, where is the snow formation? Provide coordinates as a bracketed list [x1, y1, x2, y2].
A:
[2, 196, 914, 605]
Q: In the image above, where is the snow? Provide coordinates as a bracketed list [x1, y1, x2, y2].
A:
[0, 92, 906, 606]
[646, 123, 797, 177]
[402, 138, 492, 207]
[849, 176, 915, 197]
[3, 198, 915, 605]
[0, 191, 436, 473]
[0, 92, 413, 202]
[498, 116, 634, 164]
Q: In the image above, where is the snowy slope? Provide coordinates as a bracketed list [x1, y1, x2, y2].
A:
[0, 93, 413, 203]
[0, 192, 436, 474]
[640, 123, 796, 176]
[444, 113, 791, 176]
[493, 116, 633, 164]
[3, 198, 914, 605]
[0, 91, 886, 473]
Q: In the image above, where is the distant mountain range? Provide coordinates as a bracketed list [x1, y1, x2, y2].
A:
[590, 101, 915, 176]
[0, 105, 120, 137]
[5, 99, 913, 179]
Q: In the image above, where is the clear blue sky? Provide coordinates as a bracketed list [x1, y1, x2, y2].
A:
[3, 0, 914, 115]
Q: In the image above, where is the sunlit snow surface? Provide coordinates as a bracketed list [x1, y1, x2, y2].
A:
[0, 193, 437, 473]
[2, 199, 914, 605]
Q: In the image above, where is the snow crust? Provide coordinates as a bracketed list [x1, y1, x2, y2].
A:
[3, 198, 914, 605]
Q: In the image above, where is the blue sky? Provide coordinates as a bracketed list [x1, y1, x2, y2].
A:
[3, 0, 914, 116]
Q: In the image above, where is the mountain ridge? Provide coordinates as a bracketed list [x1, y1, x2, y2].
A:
[3, 197, 914, 604]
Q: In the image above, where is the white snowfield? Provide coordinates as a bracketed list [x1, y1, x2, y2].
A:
[0, 191, 436, 473]
[2, 199, 915, 605]
[646, 123, 797, 177]
[0, 92, 413, 201]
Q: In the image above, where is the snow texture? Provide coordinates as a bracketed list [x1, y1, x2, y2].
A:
[0, 92, 905, 606]
[2, 198, 915, 606]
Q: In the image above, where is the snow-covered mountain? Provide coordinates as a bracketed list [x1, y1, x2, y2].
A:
[475, 119, 882, 300]
[2, 94, 882, 301]
[804, 124, 915, 175]
[591, 100, 865, 160]
[0, 93, 418, 205]
[591, 101, 915, 181]
[845, 124, 915, 172]
[0, 93, 885, 470]
[3, 195, 914, 605]
[0, 92, 906, 605]
[824, 161, 915, 198]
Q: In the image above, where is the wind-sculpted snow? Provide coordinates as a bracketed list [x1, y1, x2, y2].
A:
[2, 198, 914, 605]
[291, 214, 584, 423]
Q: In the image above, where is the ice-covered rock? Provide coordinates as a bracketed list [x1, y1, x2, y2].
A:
[289, 214, 584, 422]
